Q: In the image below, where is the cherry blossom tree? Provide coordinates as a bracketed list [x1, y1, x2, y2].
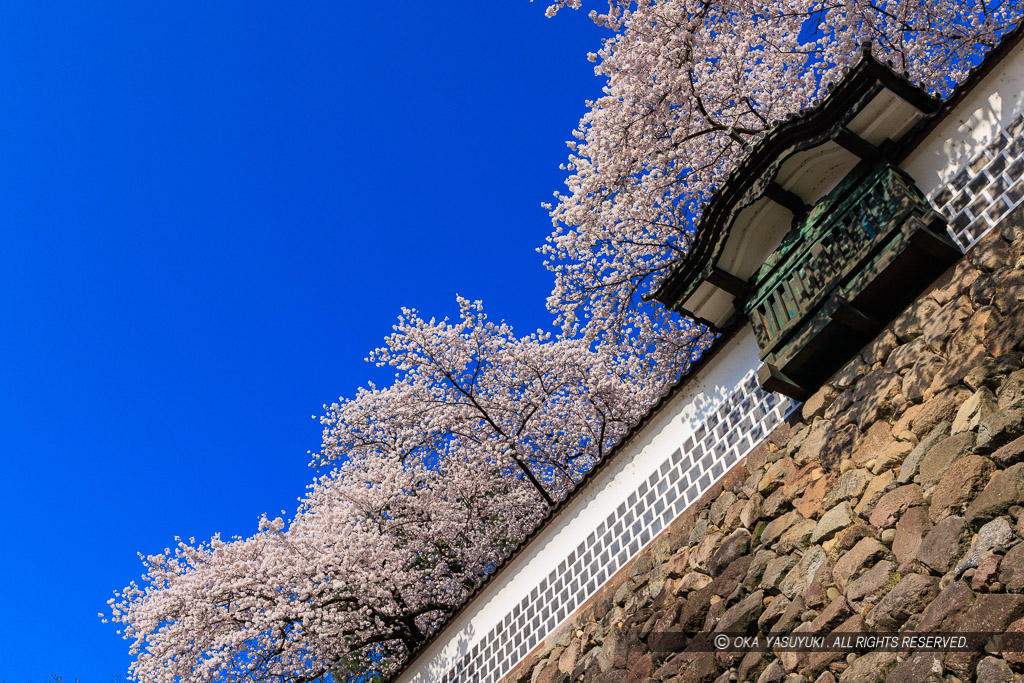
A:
[541, 0, 1022, 342]
[107, 299, 709, 682]
[108, 1, 1022, 680]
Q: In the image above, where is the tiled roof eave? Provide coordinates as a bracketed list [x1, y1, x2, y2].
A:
[652, 52, 942, 313]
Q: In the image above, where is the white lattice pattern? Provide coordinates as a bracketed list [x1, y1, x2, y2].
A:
[930, 113, 1024, 250]
[433, 372, 795, 683]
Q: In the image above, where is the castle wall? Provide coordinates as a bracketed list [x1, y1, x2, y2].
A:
[400, 35, 1024, 683]
[502, 208, 1024, 683]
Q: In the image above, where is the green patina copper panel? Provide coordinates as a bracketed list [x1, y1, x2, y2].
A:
[744, 160, 951, 382]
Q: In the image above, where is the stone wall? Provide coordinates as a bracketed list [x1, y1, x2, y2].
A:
[505, 212, 1024, 683]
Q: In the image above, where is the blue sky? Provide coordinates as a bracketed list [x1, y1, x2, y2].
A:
[0, 3, 605, 680]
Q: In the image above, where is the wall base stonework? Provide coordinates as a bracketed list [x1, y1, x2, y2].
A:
[504, 209, 1024, 683]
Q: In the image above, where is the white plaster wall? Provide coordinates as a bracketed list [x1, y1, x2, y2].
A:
[904, 38, 1024, 196]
